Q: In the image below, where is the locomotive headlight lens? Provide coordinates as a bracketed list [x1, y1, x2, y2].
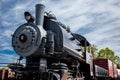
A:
[19, 34, 27, 43]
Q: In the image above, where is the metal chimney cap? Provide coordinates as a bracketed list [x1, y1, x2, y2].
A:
[36, 4, 45, 8]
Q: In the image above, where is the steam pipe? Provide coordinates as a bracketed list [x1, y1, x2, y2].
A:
[35, 4, 45, 26]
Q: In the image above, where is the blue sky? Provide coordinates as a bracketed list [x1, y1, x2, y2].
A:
[0, 0, 120, 64]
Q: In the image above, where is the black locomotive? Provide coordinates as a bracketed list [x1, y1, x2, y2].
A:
[10, 4, 120, 80]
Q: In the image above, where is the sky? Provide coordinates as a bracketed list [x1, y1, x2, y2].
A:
[0, 0, 120, 64]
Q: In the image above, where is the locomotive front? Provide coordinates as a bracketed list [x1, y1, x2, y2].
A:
[12, 4, 44, 57]
[11, 4, 92, 80]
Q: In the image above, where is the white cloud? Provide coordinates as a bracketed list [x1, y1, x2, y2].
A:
[0, 0, 120, 59]
[0, 30, 13, 50]
[65, 15, 93, 31]
[0, 40, 12, 50]
[1, 21, 12, 26]
[1, 45, 12, 50]
[84, 21, 120, 56]
[0, 53, 18, 63]
[2, 30, 13, 38]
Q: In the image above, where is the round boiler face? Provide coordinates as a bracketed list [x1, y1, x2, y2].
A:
[12, 23, 41, 57]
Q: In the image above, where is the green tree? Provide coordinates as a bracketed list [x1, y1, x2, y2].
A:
[97, 49, 106, 58]
[114, 56, 120, 64]
[115, 56, 120, 69]
[91, 45, 98, 59]
[97, 47, 115, 62]
[105, 48, 115, 61]
[117, 64, 120, 69]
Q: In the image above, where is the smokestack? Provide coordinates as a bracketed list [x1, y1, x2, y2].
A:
[35, 4, 45, 26]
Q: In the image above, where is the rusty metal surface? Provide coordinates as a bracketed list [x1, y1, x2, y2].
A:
[93, 58, 117, 78]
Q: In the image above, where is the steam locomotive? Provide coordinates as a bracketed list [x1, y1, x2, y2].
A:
[10, 4, 120, 80]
